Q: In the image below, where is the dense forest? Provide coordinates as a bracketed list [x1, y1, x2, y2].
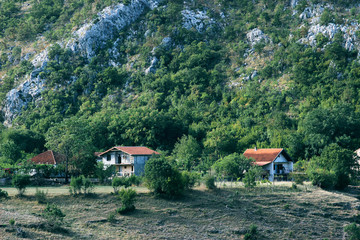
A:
[0, 0, 360, 180]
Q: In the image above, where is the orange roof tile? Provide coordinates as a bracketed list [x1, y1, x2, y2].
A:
[30, 150, 66, 165]
[98, 146, 159, 156]
[243, 148, 291, 166]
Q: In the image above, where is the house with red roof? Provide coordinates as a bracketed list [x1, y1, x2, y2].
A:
[30, 150, 66, 165]
[243, 148, 293, 181]
[97, 146, 159, 176]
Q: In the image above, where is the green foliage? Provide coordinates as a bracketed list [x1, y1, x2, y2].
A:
[204, 175, 216, 190]
[243, 166, 262, 189]
[112, 177, 131, 193]
[107, 212, 116, 223]
[117, 188, 137, 214]
[95, 163, 114, 184]
[12, 174, 31, 196]
[35, 188, 48, 204]
[9, 219, 15, 226]
[344, 223, 360, 240]
[213, 153, 253, 179]
[69, 175, 93, 195]
[42, 204, 66, 228]
[244, 224, 258, 240]
[0, 189, 8, 199]
[144, 156, 185, 197]
[172, 135, 201, 171]
[181, 171, 200, 190]
[307, 144, 355, 189]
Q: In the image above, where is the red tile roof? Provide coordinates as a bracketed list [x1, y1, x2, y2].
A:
[98, 146, 159, 156]
[243, 148, 291, 166]
[30, 150, 66, 165]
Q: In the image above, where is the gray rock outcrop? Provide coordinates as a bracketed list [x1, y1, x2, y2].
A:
[181, 9, 215, 32]
[3, 0, 163, 126]
[246, 28, 272, 47]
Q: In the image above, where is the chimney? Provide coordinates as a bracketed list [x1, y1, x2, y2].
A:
[254, 146, 257, 151]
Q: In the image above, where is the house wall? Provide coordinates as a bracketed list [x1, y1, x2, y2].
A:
[102, 152, 117, 167]
[262, 153, 293, 181]
[134, 155, 150, 175]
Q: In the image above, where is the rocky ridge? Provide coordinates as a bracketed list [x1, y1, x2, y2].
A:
[3, 0, 162, 126]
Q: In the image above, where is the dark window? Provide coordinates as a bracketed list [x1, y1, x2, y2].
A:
[107, 155, 111, 161]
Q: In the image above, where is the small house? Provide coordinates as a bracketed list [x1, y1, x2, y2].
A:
[30, 150, 66, 166]
[97, 146, 159, 176]
[243, 148, 293, 181]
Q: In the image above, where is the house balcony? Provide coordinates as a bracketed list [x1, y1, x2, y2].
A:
[115, 160, 134, 165]
[116, 171, 135, 177]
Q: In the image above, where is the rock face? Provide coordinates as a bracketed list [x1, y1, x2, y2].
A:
[3, 0, 163, 126]
[67, 0, 161, 59]
[297, 4, 360, 52]
[246, 28, 272, 47]
[181, 9, 215, 32]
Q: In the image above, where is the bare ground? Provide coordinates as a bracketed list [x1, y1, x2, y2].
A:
[0, 184, 359, 239]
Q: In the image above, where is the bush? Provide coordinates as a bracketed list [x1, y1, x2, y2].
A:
[204, 175, 216, 190]
[144, 156, 185, 197]
[12, 174, 31, 196]
[70, 176, 83, 195]
[82, 176, 94, 195]
[42, 204, 65, 229]
[243, 166, 262, 189]
[181, 171, 200, 190]
[69, 175, 94, 195]
[117, 188, 137, 214]
[112, 177, 131, 193]
[107, 212, 116, 223]
[244, 224, 258, 240]
[345, 223, 360, 240]
[35, 188, 48, 204]
[0, 189, 8, 199]
[9, 219, 15, 226]
[306, 144, 354, 190]
[128, 175, 142, 186]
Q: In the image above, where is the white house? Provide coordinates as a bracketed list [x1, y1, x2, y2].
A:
[243, 148, 293, 181]
[97, 146, 159, 176]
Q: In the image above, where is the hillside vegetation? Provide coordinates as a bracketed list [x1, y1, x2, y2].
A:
[0, 0, 360, 174]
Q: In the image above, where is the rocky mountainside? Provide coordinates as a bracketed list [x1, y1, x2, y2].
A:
[1, 0, 360, 168]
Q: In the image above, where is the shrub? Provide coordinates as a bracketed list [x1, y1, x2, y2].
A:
[69, 175, 93, 195]
[35, 188, 48, 204]
[107, 212, 116, 223]
[69, 176, 83, 195]
[0, 189, 8, 199]
[112, 177, 131, 194]
[181, 171, 200, 190]
[9, 219, 15, 226]
[244, 224, 258, 240]
[213, 153, 253, 180]
[204, 175, 216, 190]
[128, 175, 142, 186]
[82, 176, 94, 195]
[12, 174, 31, 196]
[344, 223, 360, 240]
[144, 156, 185, 197]
[117, 188, 137, 214]
[243, 166, 262, 189]
[42, 204, 65, 229]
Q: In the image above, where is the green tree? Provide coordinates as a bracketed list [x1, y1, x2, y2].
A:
[144, 155, 184, 197]
[307, 144, 356, 189]
[213, 153, 253, 180]
[45, 117, 96, 182]
[172, 135, 202, 171]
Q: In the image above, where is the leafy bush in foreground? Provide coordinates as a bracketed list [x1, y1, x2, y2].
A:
[117, 188, 137, 214]
[12, 174, 31, 196]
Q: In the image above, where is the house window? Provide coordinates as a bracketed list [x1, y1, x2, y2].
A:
[107, 155, 111, 161]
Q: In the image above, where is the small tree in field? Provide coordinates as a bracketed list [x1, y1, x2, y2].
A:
[144, 156, 184, 197]
[12, 174, 31, 196]
[112, 177, 131, 194]
[117, 188, 137, 214]
[213, 153, 253, 180]
[243, 166, 262, 189]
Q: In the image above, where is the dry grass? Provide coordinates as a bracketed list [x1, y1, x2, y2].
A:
[0, 183, 359, 239]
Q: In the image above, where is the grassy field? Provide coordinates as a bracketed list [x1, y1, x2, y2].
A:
[0, 183, 359, 239]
